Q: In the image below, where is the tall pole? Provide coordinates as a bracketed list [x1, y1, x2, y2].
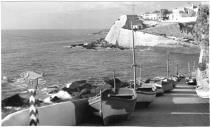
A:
[188, 62, 191, 77]
[167, 54, 169, 77]
[176, 64, 179, 76]
[193, 61, 195, 71]
[131, 21, 136, 91]
[99, 89, 102, 116]
[139, 63, 142, 86]
[113, 71, 116, 93]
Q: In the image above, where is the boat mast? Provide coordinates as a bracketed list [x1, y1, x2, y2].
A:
[193, 61, 195, 71]
[131, 21, 137, 90]
[113, 71, 116, 93]
[167, 54, 169, 77]
[176, 64, 179, 76]
[139, 63, 142, 85]
[188, 61, 191, 77]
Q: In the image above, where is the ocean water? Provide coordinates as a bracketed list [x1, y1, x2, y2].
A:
[1, 29, 200, 100]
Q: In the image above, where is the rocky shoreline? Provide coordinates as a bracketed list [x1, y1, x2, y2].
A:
[2, 68, 185, 119]
[65, 36, 199, 52]
[66, 37, 129, 50]
[1, 74, 132, 119]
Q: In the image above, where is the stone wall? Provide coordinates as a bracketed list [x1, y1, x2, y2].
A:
[105, 15, 179, 47]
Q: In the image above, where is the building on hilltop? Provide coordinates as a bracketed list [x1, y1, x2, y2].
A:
[160, 9, 172, 20]
[141, 3, 199, 23]
[122, 15, 146, 30]
[170, 4, 199, 22]
[141, 12, 160, 21]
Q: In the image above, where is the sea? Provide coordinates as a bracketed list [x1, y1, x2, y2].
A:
[2, 29, 200, 100]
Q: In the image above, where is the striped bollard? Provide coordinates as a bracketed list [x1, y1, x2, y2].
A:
[28, 78, 39, 126]
[29, 88, 39, 126]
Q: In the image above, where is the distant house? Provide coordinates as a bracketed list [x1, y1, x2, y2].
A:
[170, 4, 199, 22]
[160, 9, 172, 20]
[122, 15, 146, 30]
[142, 12, 160, 20]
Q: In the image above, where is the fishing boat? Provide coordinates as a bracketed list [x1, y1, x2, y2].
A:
[154, 83, 164, 96]
[135, 83, 156, 106]
[2, 71, 92, 126]
[151, 76, 173, 92]
[130, 22, 156, 107]
[88, 72, 137, 125]
[150, 54, 175, 93]
[185, 62, 197, 85]
[88, 88, 136, 125]
[186, 77, 196, 85]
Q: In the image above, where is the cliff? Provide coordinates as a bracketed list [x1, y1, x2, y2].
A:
[196, 45, 209, 98]
[142, 22, 194, 39]
[193, 4, 209, 98]
[105, 15, 190, 47]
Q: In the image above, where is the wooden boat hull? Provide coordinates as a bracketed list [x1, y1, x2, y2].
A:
[88, 88, 136, 125]
[150, 77, 173, 92]
[135, 83, 156, 103]
[136, 91, 156, 103]
[186, 78, 197, 85]
[156, 87, 164, 96]
[161, 79, 174, 92]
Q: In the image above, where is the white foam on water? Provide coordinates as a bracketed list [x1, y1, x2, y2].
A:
[55, 90, 72, 99]
[43, 90, 72, 104]
[65, 82, 72, 88]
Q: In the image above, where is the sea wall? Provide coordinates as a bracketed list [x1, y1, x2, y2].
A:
[2, 99, 90, 126]
[105, 15, 179, 47]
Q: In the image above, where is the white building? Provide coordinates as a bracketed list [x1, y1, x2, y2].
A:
[170, 4, 199, 22]
[142, 13, 160, 20]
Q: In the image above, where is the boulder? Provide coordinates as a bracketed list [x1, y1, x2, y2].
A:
[2, 94, 28, 107]
[2, 94, 42, 107]
[103, 77, 122, 89]
[62, 80, 91, 93]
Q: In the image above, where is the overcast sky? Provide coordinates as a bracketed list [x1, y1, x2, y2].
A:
[2, 1, 201, 29]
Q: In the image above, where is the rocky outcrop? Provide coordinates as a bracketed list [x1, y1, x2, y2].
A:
[105, 15, 181, 47]
[194, 4, 209, 98]
[2, 94, 42, 107]
[196, 45, 209, 98]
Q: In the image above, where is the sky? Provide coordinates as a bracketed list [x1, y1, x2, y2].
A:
[1, 1, 202, 30]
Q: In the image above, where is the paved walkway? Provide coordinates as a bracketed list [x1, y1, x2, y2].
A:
[81, 81, 210, 126]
